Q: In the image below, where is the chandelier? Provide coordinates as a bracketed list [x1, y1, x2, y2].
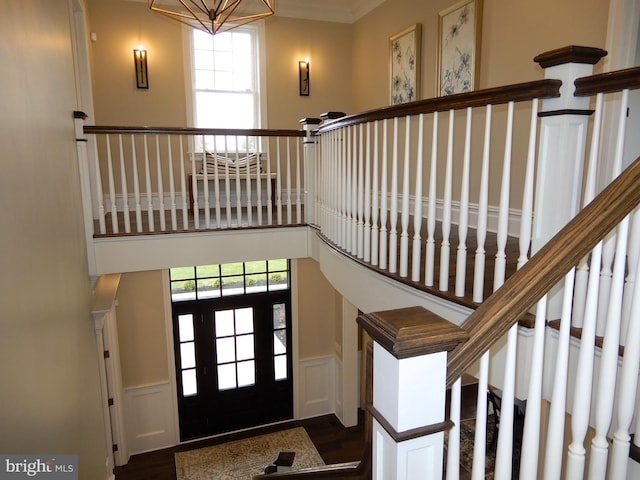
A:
[149, 0, 275, 35]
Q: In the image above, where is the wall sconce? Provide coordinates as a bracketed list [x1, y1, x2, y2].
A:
[299, 59, 309, 96]
[133, 47, 148, 89]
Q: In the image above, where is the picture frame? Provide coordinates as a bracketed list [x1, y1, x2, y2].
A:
[437, 0, 482, 96]
[389, 23, 422, 105]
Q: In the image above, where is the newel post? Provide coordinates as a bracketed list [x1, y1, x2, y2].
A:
[357, 307, 468, 480]
[299, 117, 321, 225]
[532, 46, 607, 317]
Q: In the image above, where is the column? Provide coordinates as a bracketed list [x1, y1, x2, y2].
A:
[357, 306, 468, 480]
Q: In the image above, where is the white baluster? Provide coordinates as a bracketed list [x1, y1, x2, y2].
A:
[400, 115, 411, 278]
[572, 94, 604, 327]
[89, 134, 107, 235]
[223, 136, 232, 227]
[105, 134, 119, 233]
[494, 102, 514, 291]
[446, 378, 461, 480]
[296, 138, 302, 224]
[351, 125, 358, 255]
[621, 208, 640, 344]
[357, 124, 365, 258]
[190, 145, 200, 229]
[609, 234, 640, 480]
[154, 135, 166, 231]
[335, 128, 344, 250]
[543, 269, 577, 480]
[233, 139, 243, 226]
[473, 105, 492, 303]
[245, 136, 253, 226]
[411, 114, 424, 282]
[425, 112, 438, 287]
[493, 110, 516, 479]
[517, 99, 538, 270]
[345, 127, 353, 252]
[518, 295, 547, 480]
[118, 134, 131, 233]
[256, 137, 264, 225]
[494, 327, 517, 480]
[178, 136, 188, 229]
[276, 137, 283, 225]
[130, 135, 143, 232]
[379, 119, 389, 270]
[266, 137, 273, 225]
[388, 117, 399, 274]
[596, 234, 615, 336]
[142, 135, 154, 232]
[439, 110, 454, 292]
[212, 136, 222, 228]
[471, 353, 489, 480]
[371, 121, 380, 266]
[455, 108, 472, 296]
[364, 122, 372, 262]
[286, 137, 292, 224]
[167, 135, 178, 230]
[565, 241, 603, 480]
[201, 138, 211, 227]
[588, 216, 629, 480]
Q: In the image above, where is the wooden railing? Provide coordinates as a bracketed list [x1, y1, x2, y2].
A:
[78, 125, 307, 236]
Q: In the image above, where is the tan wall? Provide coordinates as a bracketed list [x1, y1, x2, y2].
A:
[87, 0, 188, 126]
[87, 1, 352, 128]
[264, 16, 353, 126]
[0, 0, 106, 475]
[294, 258, 339, 359]
[352, 0, 610, 112]
[116, 271, 169, 387]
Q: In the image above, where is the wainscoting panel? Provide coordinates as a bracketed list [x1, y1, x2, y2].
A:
[297, 356, 335, 420]
[123, 382, 177, 455]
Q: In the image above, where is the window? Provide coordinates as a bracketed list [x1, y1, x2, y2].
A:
[170, 259, 289, 301]
[190, 27, 262, 131]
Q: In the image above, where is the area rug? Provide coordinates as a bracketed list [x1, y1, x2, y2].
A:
[175, 427, 325, 480]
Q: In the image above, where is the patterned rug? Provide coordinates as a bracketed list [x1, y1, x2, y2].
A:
[175, 427, 325, 480]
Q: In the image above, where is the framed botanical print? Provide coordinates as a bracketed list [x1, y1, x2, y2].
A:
[437, 0, 483, 96]
[389, 23, 422, 105]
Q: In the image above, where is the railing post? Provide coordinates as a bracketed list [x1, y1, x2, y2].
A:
[532, 46, 607, 317]
[357, 307, 467, 480]
[299, 117, 321, 226]
[73, 111, 98, 277]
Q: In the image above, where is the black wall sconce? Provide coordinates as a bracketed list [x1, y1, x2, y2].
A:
[134, 47, 148, 89]
[299, 59, 309, 96]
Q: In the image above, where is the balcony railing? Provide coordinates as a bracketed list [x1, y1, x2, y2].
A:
[77, 45, 640, 479]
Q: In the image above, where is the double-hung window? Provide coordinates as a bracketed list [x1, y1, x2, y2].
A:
[190, 26, 263, 151]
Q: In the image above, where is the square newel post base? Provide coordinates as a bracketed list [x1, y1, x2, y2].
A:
[373, 418, 445, 480]
[357, 306, 468, 480]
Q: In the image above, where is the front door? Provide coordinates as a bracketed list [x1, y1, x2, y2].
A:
[170, 261, 292, 441]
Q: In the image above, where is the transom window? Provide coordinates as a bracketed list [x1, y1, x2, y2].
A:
[170, 259, 289, 301]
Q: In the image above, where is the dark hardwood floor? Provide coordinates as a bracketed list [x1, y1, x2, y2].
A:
[114, 413, 366, 480]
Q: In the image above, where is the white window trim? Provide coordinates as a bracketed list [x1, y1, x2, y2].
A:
[182, 21, 268, 129]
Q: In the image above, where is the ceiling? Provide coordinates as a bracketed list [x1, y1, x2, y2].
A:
[261, 0, 385, 24]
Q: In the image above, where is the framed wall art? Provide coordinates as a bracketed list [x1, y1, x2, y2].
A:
[437, 0, 483, 96]
[389, 23, 422, 105]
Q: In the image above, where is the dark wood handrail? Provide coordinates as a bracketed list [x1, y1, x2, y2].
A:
[83, 125, 306, 137]
[574, 66, 640, 97]
[317, 79, 562, 134]
[446, 155, 640, 386]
